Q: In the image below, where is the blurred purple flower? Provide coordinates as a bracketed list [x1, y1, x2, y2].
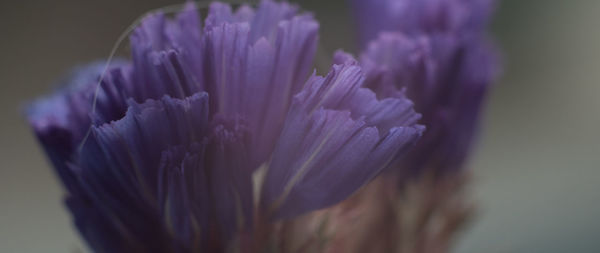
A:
[351, 0, 500, 176]
[26, 1, 423, 252]
[351, 0, 496, 47]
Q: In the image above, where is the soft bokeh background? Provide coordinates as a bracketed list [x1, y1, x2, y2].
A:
[1, 0, 598, 252]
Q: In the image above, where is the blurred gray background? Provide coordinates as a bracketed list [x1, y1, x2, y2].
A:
[1, 0, 599, 252]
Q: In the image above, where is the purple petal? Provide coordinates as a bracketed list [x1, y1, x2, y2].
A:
[130, 5, 204, 100]
[26, 61, 128, 193]
[248, 0, 300, 42]
[203, 6, 318, 168]
[76, 93, 210, 251]
[359, 33, 432, 101]
[157, 143, 210, 251]
[206, 116, 254, 240]
[404, 35, 498, 174]
[204, 2, 256, 29]
[261, 59, 424, 218]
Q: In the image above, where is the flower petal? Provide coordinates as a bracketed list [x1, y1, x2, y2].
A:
[206, 117, 254, 239]
[248, 0, 300, 42]
[404, 36, 498, 174]
[129, 4, 204, 100]
[76, 93, 210, 251]
[203, 5, 318, 168]
[261, 59, 424, 218]
[26, 61, 127, 192]
[359, 33, 432, 101]
[204, 2, 256, 29]
[157, 143, 210, 251]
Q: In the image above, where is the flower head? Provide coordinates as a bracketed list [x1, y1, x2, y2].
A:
[27, 1, 423, 251]
[292, 1, 501, 251]
[351, 0, 499, 176]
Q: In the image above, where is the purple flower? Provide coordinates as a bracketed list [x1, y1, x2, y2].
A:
[351, 0, 499, 176]
[27, 1, 423, 251]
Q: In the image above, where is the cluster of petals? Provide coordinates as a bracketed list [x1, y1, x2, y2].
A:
[351, 0, 499, 175]
[27, 1, 424, 251]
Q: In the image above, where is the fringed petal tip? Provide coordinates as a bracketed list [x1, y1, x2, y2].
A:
[26, 61, 125, 131]
[261, 53, 424, 219]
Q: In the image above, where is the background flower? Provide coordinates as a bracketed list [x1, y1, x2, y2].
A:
[280, 1, 501, 252]
[351, 0, 500, 176]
